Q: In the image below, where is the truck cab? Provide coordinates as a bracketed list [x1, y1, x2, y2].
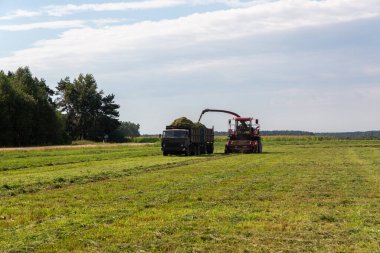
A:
[161, 129, 190, 156]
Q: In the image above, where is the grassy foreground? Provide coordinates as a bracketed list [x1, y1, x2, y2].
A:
[0, 137, 379, 252]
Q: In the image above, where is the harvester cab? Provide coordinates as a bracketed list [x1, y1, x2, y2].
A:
[229, 117, 260, 140]
[198, 109, 262, 154]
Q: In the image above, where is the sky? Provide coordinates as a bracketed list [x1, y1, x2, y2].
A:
[0, 0, 379, 134]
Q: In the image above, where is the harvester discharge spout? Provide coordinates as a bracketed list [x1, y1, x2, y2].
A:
[197, 109, 241, 123]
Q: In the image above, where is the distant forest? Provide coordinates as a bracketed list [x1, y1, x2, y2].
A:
[0, 67, 140, 147]
[214, 131, 380, 139]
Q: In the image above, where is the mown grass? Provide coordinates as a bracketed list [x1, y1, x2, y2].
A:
[0, 144, 221, 197]
[0, 145, 160, 171]
[0, 137, 379, 252]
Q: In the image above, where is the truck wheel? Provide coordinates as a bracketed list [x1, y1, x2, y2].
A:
[258, 141, 263, 153]
[190, 146, 195, 156]
[195, 146, 200, 156]
[192, 145, 199, 156]
[207, 145, 214, 154]
[163, 151, 168, 156]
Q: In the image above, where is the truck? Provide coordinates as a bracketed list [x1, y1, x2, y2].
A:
[161, 123, 214, 156]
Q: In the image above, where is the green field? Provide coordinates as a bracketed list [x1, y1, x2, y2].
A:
[0, 137, 379, 252]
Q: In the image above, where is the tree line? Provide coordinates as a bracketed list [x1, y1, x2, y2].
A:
[314, 131, 380, 139]
[0, 67, 139, 147]
[215, 130, 380, 139]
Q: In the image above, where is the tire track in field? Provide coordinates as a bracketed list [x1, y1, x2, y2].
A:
[0, 143, 154, 151]
[0, 154, 232, 198]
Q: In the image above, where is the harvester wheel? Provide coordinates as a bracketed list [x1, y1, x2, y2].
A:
[163, 151, 168, 156]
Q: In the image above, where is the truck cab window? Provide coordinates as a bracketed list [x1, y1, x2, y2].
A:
[163, 130, 188, 138]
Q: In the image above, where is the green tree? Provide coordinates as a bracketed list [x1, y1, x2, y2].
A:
[56, 74, 120, 141]
[0, 67, 69, 146]
[109, 121, 140, 142]
[0, 71, 15, 146]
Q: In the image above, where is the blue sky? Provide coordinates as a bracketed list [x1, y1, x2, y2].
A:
[1, 0, 379, 133]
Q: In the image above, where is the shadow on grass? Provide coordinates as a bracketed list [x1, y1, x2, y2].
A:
[212, 151, 286, 155]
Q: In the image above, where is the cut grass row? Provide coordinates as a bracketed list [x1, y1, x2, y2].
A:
[0, 145, 161, 172]
[0, 142, 228, 198]
[0, 154, 228, 198]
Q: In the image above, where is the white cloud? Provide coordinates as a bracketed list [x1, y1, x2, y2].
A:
[43, 0, 262, 17]
[0, 18, 132, 31]
[363, 65, 380, 75]
[90, 18, 130, 27]
[187, 0, 265, 7]
[0, 20, 87, 31]
[43, 0, 185, 16]
[0, 1, 185, 21]
[0, 0, 218, 21]
[0, 0, 319, 20]
[0, 9, 40, 20]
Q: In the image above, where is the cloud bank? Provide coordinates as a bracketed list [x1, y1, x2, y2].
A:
[0, 0, 254, 20]
[1, 0, 379, 132]
[1, 0, 379, 67]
